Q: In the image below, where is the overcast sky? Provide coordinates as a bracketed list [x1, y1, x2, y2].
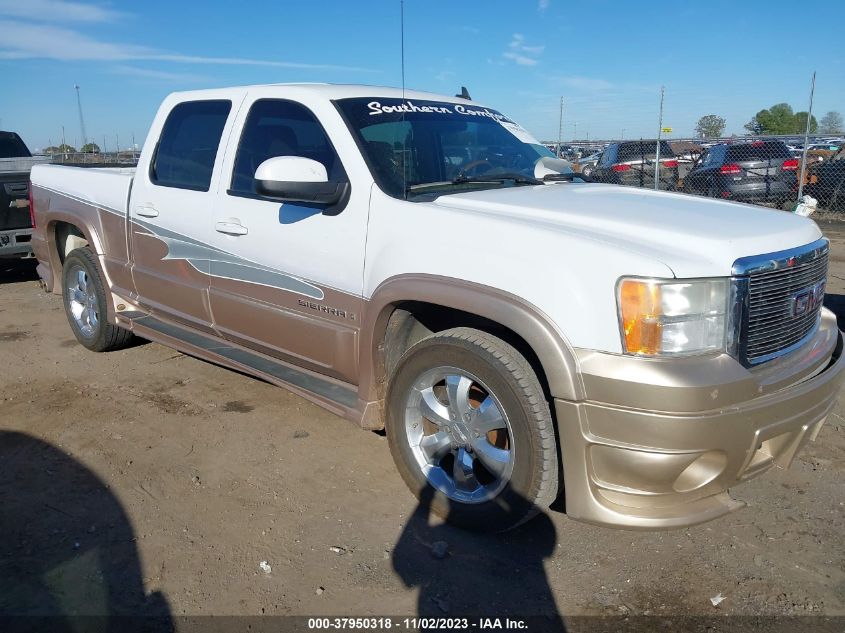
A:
[1, 0, 842, 149]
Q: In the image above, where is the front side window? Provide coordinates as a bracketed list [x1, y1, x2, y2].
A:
[335, 97, 553, 199]
[151, 100, 232, 191]
[230, 99, 344, 196]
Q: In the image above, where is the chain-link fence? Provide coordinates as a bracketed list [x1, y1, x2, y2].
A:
[542, 75, 844, 213]
[42, 150, 138, 166]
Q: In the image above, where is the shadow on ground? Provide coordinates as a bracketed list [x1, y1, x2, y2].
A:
[0, 431, 171, 631]
[0, 259, 38, 285]
[393, 486, 566, 630]
[823, 293, 845, 330]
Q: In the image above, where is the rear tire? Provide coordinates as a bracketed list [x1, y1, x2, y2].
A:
[385, 327, 559, 532]
[62, 248, 134, 352]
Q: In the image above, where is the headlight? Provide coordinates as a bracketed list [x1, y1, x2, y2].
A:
[617, 277, 730, 356]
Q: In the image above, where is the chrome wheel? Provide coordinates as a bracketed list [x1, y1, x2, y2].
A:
[66, 264, 99, 337]
[403, 367, 515, 504]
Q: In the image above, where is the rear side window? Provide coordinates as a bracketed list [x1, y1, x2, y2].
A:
[151, 100, 232, 191]
[725, 142, 791, 163]
[599, 146, 616, 165]
[230, 99, 343, 196]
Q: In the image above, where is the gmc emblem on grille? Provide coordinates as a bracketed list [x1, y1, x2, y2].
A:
[791, 280, 826, 318]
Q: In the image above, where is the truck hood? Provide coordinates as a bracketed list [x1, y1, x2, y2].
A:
[432, 183, 823, 278]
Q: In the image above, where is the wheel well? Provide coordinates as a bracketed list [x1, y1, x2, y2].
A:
[379, 301, 564, 502]
[381, 302, 553, 403]
[53, 221, 88, 264]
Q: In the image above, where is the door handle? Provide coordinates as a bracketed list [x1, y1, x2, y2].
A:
[135, 206, 159, 218]
[215, 221, 248, 236]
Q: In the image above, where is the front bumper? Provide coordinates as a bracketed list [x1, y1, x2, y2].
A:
[0, 228, 33, 258]
[557, 307, 845, 530]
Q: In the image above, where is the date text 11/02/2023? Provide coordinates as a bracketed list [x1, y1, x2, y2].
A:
[307, 617, 529, 630]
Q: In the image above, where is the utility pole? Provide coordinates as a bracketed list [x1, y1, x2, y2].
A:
[557, 97, 564, 157]
[621, 128, 625, 140]
[75, 85, 88, 150]
[654, 85, 665, 190]
[797, 71, 816, 201]
[573, 121, 577, 141]
[61, 125, 67, 161]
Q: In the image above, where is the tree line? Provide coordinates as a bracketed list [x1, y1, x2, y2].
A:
[43, 143, 101, 154]
[694, 107, 842, 138]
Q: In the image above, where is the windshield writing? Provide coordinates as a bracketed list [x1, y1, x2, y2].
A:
[336, 97, 552, 199]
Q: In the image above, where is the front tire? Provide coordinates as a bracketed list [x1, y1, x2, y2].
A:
[386, 327, 559, 532]
[62, 247, 134, 352]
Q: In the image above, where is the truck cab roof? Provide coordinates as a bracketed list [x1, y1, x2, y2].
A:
[164, 83, 486, 108]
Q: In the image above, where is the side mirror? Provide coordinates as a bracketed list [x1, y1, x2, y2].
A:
[254, 156, 348, 205]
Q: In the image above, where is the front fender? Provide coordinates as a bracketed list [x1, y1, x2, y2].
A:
[358, 273, 584, 403]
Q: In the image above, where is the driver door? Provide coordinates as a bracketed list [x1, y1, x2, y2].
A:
[206, 96, 368, 383]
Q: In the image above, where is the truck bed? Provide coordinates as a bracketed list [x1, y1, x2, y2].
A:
[30, 164, 135, 217]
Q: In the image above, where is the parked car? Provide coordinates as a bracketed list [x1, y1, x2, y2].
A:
[575, 151, 601, 177]
[555, 144, 581, 160]
[0, 131, 50, 258]
[808, 142, 842, 153]
[590, 140, 679, 190]
[29, 84, 844, 532]
[684, 140, 797, 204]
[807, 147, 845, 211]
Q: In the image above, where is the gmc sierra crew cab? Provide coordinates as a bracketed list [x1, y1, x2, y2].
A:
[29, 84, 845, 531]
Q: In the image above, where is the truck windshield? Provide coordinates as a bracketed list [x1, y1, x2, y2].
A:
[334, 97, 553, 199]
[0, 132, 32, 159]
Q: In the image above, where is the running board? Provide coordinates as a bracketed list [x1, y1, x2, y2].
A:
[126, 314, 358, 410]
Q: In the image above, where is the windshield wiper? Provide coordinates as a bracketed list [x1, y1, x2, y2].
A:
[543, 172, 592, 182]
[405, 173, 543, 195]
[451, 172, 543, 185]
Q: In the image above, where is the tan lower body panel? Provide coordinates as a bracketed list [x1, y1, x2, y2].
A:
[556, 331, 845, 529]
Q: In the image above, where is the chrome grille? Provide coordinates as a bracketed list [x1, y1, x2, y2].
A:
[742, 248, 828, 364]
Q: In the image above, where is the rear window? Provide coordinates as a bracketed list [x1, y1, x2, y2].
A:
[151, 100, 232, 191]
[617, 141, 675, 161]
[725, 142, 791, 162]
[0, 133, 32, 159]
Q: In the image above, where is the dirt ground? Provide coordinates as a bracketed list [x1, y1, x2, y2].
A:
[1, 221, 844, 628]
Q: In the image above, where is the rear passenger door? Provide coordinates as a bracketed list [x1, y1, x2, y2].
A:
[206, 97, 368, 383]
[129, 97, 241, 334]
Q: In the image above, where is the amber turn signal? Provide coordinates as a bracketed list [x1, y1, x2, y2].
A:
[619, 279, 662, 355]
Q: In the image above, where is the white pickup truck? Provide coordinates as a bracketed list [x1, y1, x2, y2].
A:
[30, 84, 844, 531]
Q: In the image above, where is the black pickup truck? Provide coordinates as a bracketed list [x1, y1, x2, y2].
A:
[0, 131, 50, 258]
